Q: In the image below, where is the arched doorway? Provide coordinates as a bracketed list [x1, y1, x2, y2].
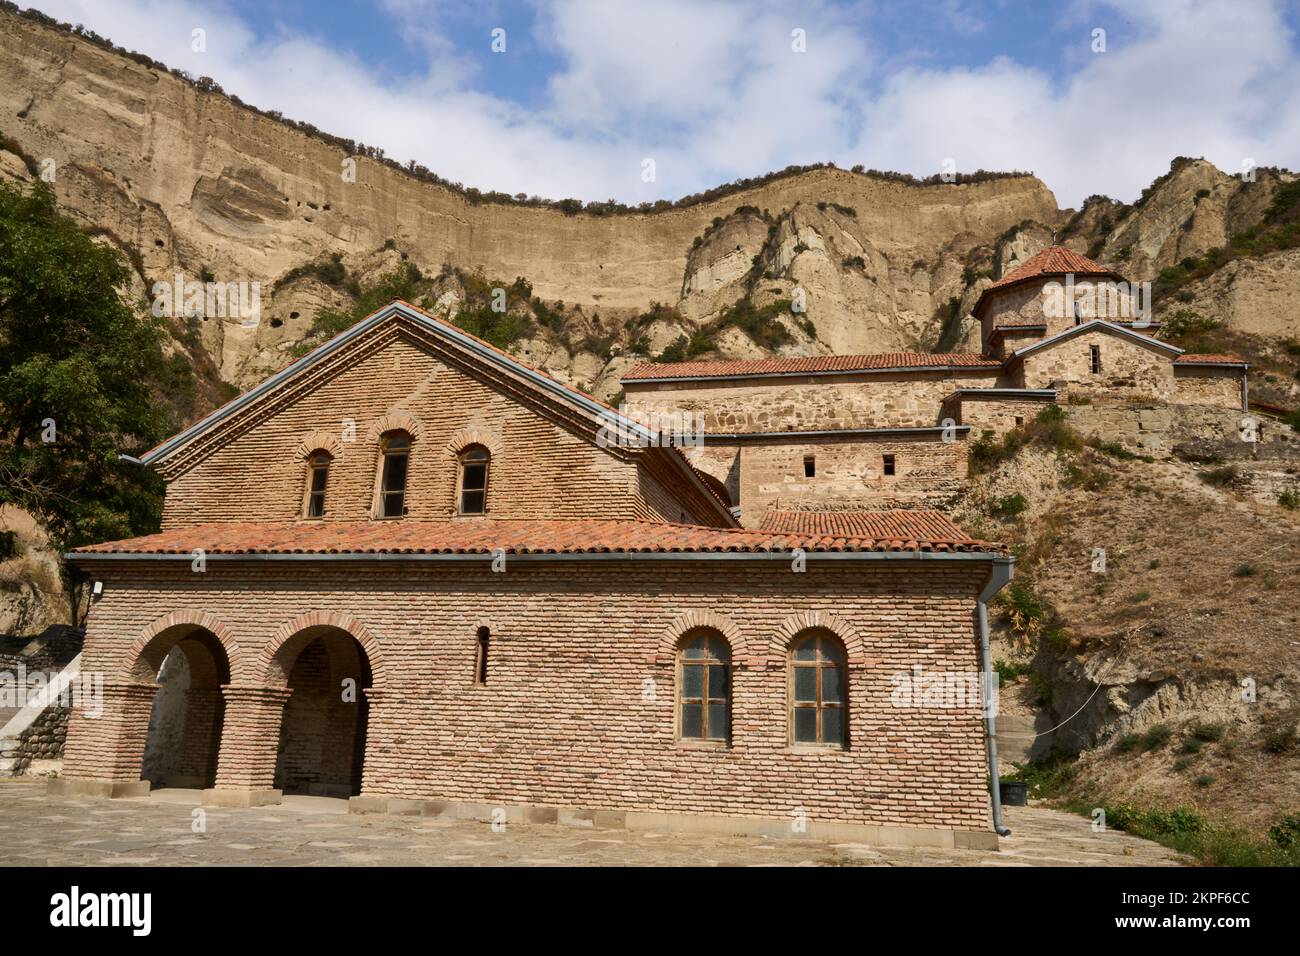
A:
[271, 626, 373, 797]
[139, 627, 231, 789]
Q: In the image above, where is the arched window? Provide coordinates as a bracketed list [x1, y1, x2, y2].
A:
[303, 451, 331, 518]
[789, 631, 847, 747]
[678, 630, 730, 742]
[378, 433, 411, 518]
[458, 445, 490, 515]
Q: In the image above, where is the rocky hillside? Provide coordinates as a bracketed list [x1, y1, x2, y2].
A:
[955, 409, 1300, 852]
[3, 6, 1297, 416]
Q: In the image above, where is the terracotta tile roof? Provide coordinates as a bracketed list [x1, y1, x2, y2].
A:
[71, 518, 1005, 557]
[1173, 353, 1247, 365]
[757, 510, 967, 540]
[623, 352, 1003, 382]
[986, 246, 1121, 291]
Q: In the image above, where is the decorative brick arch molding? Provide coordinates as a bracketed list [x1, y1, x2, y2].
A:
[447, 426, 504, 459]
[366, 412, 425, 444]
[124, 610, 244, 683]
[294, 430, 344, 460]
[768, 611, 867, 668]
[259, 611, 387, 690]
[652, 611, 756, 667]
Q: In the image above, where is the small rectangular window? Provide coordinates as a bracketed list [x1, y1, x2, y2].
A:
[1014, 416, 1024, 427]
[380, 447, 409, 517]
[1090, 344, 1102, 374]
[474, 628, 490, 685]
[803, 454, 816, 478]
[461, 460, 488, 514]
[882, 454, 896, 476]
[1073, 300, 1083, 325]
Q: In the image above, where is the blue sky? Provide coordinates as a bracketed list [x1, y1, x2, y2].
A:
[25, 0, 1300, 207]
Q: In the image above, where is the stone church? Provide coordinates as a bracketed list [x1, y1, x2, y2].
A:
[53, 247, 1243, 849]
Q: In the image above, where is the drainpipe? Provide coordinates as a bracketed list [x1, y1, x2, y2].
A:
[978, 555, 1016, 837]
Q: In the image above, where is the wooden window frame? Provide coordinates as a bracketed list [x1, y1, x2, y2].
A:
[375, 432, 411, 519]
[302, 451, 331, 518]
[803, 454, 816, 478]
[676, 630, 731, 747]
[456, 445, 490, 516]
[1090, 344, 1102, 374]
[882, 453, 896, 477]
[788, 632, 848, 749]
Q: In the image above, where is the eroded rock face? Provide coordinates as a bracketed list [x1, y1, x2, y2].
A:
[2, 10, 1297, 412]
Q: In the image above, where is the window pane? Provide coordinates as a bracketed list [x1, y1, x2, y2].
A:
[709, 664, 729, 697]
[819, 638, 846, 663]
[682, 637, 706, 660]
[822, 706, 844, 745]
[682, 663, 703, 699]
[793, 707, 817, 742]
[383, 452, 408, 492]
[462, 462, 487, 491]
[707, 703, 728, 740]
[383, 490, 404, 517]
[307, 492, 324, 518]
[822, 665, 844, 703]
[310, 465, 329, 493]
[793, 639, 817, 661]
[681, 703, 702, 738]
[706, 635, 729, 662]
[461, 489, 485, 514]
[794, 666, 816, 701]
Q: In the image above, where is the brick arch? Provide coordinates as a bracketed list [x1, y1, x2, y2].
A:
[366, 412, 425, 444]
[447, 426, 504, 459]
[768, 611, 866, 665]
[124, 610, 244, 683]
[654, 610, 754, 666]
[259, 611, 387, 690]
[294, 430, 344, 460]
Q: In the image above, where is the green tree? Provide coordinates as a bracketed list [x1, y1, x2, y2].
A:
[0, 180, 174, 624]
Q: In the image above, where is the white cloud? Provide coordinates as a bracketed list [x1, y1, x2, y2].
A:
[23, 0, 1300, 208]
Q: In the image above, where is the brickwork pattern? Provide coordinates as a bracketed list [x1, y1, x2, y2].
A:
[64, 560, 995, 832]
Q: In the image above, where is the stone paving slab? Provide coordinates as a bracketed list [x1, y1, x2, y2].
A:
[0, 780, 1186, 867]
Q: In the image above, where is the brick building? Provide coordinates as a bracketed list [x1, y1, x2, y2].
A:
[56, 300, 1016, 849]
[623, 247, 1248, 522]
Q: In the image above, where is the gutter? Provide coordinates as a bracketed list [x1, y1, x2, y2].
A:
[66, 549, 1005, 565]
[703, 425, 971, 443]
[977, 555, 1016, 837]
[621, 365, 1002, 386]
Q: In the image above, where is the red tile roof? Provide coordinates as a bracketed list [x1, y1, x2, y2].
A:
[985, 246, 1121, 291]
[623, 352, 1003, 382]
[71, 518, 1005, 557]
[1173, 353, 1247, 365]
[757, 510, 967, 540]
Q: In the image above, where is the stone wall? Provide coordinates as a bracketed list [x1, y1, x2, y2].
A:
[1018, 331, 1175, 402]
[624, 369, 1003, 433]
[1173, 365, 1245, 409]
[1064, 402, 1299, 458]
[736, 435, 968, 524]
[63, 558, 998, 835]
[943, 396, 1055, 436]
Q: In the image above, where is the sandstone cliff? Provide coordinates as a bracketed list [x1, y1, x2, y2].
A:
[0, 7, 1296, 416]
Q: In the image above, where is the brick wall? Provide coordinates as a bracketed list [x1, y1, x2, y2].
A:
[64, 558, 996, 833]
[160, 334, 722, 529]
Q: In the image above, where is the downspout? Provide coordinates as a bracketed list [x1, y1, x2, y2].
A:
[978, 555, 1015, 837]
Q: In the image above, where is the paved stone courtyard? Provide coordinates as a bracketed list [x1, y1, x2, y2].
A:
[0, 780, 1185, 866]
